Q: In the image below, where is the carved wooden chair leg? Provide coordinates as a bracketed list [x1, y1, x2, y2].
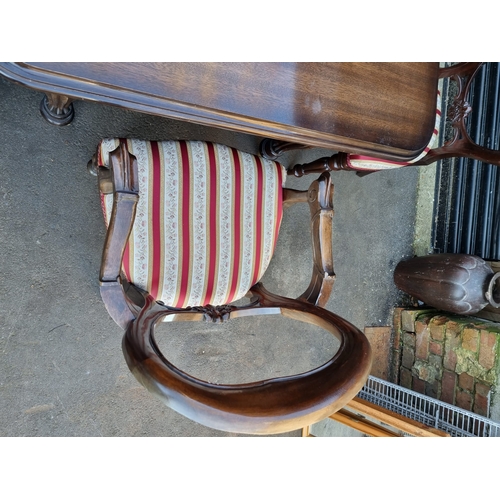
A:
[259, 138, 312, 160]
[40, 92, 75, 126]
[301, 172, 336, 306]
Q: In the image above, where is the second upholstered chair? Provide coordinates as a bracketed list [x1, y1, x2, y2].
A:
[262, 63, 500, 177]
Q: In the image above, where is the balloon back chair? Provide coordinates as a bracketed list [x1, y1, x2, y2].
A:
[261, 63, 500, 175]
[90, 138, 372, 435]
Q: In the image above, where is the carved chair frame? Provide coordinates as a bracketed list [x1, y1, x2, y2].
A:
[92, 141, 372, 434]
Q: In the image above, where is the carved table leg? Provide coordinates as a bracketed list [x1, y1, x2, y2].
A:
[259, 138, 311, 160]
[40, 92, 75, 126]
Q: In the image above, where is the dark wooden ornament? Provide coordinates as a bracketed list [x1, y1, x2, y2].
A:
[394, 253, 500, 315]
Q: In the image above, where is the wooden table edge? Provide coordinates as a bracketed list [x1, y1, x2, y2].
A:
[0, 62, 429, 161]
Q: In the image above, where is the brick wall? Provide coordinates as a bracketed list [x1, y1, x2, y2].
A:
[392, 308, 500, 420]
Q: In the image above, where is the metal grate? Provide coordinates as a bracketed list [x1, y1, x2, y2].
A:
[357, 376, 500, 437]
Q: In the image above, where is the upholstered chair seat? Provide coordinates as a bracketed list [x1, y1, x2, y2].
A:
[345, 91, 442, 171]
[99, 138, 286, 308]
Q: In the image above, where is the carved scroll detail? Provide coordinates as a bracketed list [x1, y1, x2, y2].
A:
[189, 304, 236, 323]
[448, 99, 472, 125]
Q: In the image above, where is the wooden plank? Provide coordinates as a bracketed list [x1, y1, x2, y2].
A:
[364, 326, 391, 380]
[304, 397, 451, 437]
[330, 409, 402, 437]
[346, 398, 450, 437]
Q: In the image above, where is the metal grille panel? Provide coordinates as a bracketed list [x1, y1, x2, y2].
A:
[358, 376, 500, 437]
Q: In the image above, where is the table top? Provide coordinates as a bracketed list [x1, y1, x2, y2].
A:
[0, 62, 440, 161]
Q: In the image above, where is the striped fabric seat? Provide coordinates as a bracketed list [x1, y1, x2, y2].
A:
[346, 90, 442, 171]
[99, 139, 286, 308]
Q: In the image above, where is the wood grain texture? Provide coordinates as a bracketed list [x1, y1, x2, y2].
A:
[0, 62, 439, 160]
[346, 397, 450, 437]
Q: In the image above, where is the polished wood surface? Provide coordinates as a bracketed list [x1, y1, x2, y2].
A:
[0, 62, 439, 160]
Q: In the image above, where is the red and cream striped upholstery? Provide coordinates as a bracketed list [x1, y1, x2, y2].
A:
[346, 90, 442, 171]
[99, 139, 286, 308]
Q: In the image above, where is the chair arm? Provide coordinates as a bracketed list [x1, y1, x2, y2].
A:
[298, 172, 336, 307]
[98, 141, 140, 329]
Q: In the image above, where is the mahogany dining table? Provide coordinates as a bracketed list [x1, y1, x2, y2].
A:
[0, 62, 440, 161]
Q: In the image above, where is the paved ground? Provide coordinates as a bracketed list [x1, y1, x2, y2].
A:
[0, 75, 422, 436]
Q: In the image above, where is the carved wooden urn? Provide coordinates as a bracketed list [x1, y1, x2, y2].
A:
[394, 253, 500, 315]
